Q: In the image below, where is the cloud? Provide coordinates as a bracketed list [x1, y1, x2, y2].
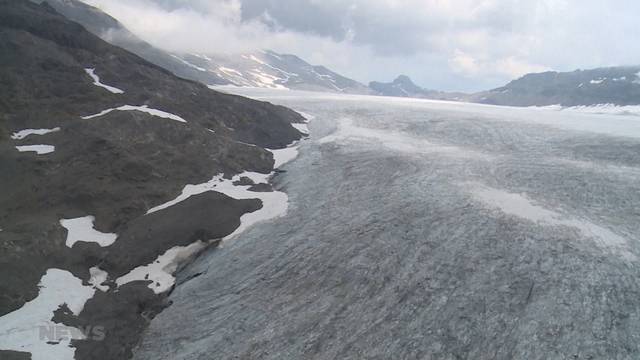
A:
[82, 0, 640, 92]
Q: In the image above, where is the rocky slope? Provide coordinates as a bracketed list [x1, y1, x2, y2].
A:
[33, 0, 231, 87]
[36, 0, 369, 94]
[471, 66, 640, 107]
[0, 1, 304, 359]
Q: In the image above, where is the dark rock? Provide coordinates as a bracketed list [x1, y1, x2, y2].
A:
[248, 183, 274, 192]
[0, 350, 31, 360]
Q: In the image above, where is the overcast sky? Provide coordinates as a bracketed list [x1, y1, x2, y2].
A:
[84, 0, 640, 92]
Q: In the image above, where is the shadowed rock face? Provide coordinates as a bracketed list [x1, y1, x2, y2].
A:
[0, 1, 303, 359]
[472, 67, 640, 107]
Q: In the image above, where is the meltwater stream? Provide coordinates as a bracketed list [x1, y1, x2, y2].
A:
[134, 90, 640, 360]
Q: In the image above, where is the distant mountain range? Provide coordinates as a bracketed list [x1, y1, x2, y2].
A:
[370, 68, 640, 107]
[470, 67, 640, 107]
[37, 0, 640, 107]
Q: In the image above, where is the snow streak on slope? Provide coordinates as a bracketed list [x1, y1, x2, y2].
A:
[85, 68, 124, 94]
[11, 128, 60, 140]
[82, 105, 187, 123]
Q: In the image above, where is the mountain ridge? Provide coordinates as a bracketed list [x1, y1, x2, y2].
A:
[37, 0, 370, 94]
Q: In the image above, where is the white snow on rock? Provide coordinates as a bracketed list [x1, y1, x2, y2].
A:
[590, 78, 605, 85]
[146, 170, 290, 241]
[82, 105, 187, 123]
[466, 183, 634, 260]
[249, 70, 288, 90]
[88, 267, 109, 292]
[297, 111, 315, 122]
[84, 68, 124, 94]
[15, 145, 55, 155]
[268, 145, 300, 168]
[116, 241, 207, 294]
[291, 123, 309, 134]
[218, 66, 243, 76]
[59, 216, 117, 248]
[170, 55, 207, 72]
[0, 269, 96, 360]
[128, 140, 305, 293]
[11, 128, 60, 140]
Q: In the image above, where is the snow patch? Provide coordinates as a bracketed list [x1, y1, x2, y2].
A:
[59, 216, 117, 248]
[467, 183, 634, 260]
[248, 55, 266, 65]
[297, 111, 315, 122]
[84, 68, 124, 94]
[268, 145, 300, 168]
[590, 78, 605, 85]
[82, 105, 187, 123]
[0, 269, 96, 360]
[170, 54, 207, 72]
[291, 123, 309, 134]
[15, 145, 55, 155]
[116, 241, 207, 294]
[11, 128, 60, 140]
[218, 66, 243, 76]
[145, 168, 293, 240]
[88, 267, 109, 292]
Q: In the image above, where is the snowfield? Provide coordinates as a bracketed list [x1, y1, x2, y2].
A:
[116, 241, 207, 294]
